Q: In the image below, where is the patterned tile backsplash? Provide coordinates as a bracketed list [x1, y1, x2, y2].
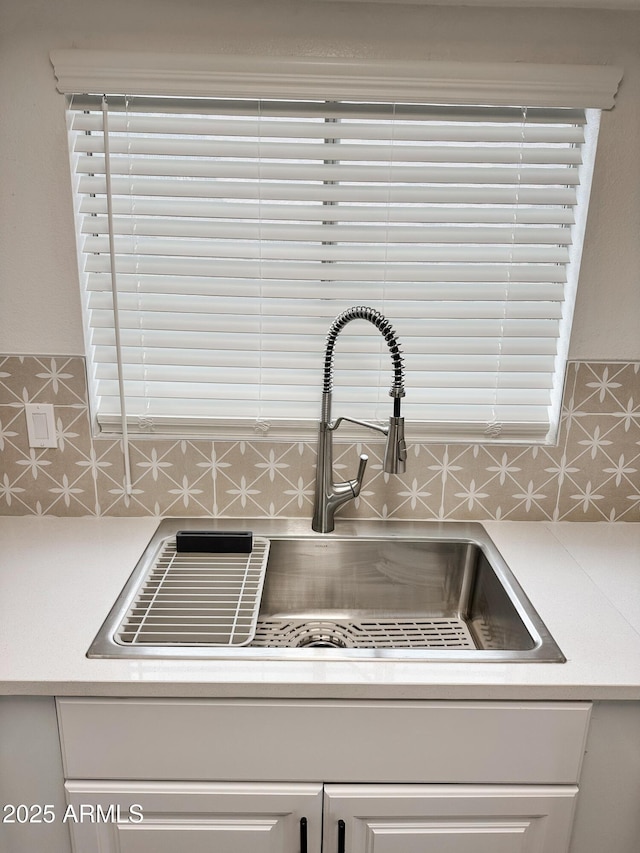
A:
[1, 355, 639, 521]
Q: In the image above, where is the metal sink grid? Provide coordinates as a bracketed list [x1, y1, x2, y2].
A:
[251, 617, 476, 649]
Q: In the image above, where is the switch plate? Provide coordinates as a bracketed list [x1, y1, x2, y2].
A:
[25, 403, 58, 448]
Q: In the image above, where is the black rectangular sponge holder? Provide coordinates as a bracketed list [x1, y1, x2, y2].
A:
[175, 530, 253, 554]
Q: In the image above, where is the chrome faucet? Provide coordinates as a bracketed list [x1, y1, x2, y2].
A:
[312, 306, 407, 533]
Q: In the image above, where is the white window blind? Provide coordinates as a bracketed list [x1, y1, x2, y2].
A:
[67, 94, 600, 442]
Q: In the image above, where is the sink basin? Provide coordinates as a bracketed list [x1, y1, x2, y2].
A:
[88, 520, 564, 662]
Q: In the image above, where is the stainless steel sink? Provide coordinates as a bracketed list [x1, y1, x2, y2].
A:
[88, 519, 565, 662]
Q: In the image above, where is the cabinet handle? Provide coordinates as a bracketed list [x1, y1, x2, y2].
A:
[300, 816, 308, 853]
[338, 819, 346, 853]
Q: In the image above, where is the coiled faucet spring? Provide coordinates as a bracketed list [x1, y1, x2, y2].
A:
[322, 305, 405, 397]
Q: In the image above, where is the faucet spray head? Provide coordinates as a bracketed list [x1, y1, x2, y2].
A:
[383, 391, 407, 475]
[383, 415, 407, 474]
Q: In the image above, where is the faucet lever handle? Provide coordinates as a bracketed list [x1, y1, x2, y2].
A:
[351, 453, 368, 497]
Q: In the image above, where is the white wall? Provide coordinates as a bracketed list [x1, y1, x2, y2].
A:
[1, 0, 639, 359]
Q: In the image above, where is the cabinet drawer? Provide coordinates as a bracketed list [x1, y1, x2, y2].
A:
[57, 698, 590, 785]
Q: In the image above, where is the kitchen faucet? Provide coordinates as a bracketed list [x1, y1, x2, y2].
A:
[311, 306, 407, 533]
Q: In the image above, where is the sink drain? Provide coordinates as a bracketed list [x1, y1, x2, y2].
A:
[296, 627, 349, 649]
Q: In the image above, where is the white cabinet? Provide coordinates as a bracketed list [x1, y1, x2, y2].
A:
[63, 781, 577, 853]
[323, 784, 577, 853]
[64, 782, 322, 853]
[57, 698, 589, 853]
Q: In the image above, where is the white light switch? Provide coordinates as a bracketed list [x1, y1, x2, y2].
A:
[25, 403, 58, 448]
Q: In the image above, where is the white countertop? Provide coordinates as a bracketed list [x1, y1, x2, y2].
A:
[1, 516, 639, 700]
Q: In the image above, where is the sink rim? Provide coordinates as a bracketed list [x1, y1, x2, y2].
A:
[86, 518, 565, 663]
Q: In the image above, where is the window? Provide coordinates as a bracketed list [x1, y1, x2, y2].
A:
[55, 52, 621, 444]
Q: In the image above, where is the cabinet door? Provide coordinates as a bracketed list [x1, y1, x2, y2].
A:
[65, 781, 322, 853]
[323, 784, 578, 853]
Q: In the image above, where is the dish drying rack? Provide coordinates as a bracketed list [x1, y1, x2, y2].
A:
[114, 532, 270, 648]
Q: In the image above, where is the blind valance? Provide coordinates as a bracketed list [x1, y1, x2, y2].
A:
[51, 50, 622, 108]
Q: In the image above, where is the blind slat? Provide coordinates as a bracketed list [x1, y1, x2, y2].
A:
[89, 318, 562, 344]
[95, 360, 557, 382]
[82, 236, 571, 265]
[83, 256, 569, 282]
[80, 197, 576, 225]
[102, 398, 549, 426]
[94, 336, 559, 361]
[71, 111, 586, 142]
[75, 135, 584, 166]
[88, 300, 565, 324]
[96, 379, 554, 407]
[83, 217, 573, 246]
[75, 155, 581, 185]
[86, 276, 566, 302]
[96, 342, 553, 372]
[77, 176, 579, 206]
